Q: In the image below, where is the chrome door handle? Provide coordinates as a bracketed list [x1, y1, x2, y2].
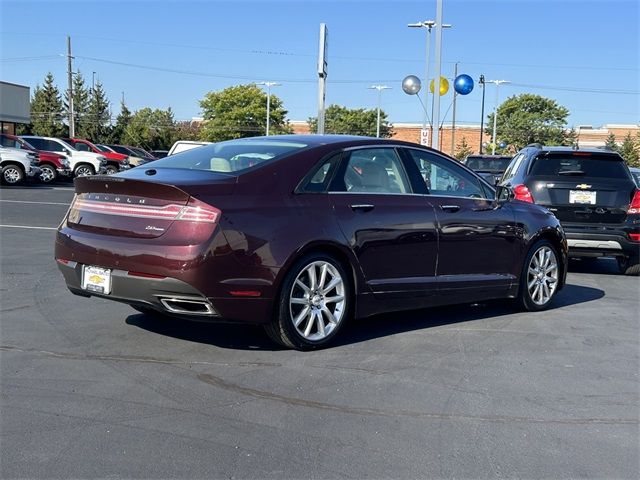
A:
[350, 204, 375, 212]
[440, 204, 461, 212]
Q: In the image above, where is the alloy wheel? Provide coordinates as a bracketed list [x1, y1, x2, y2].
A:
[3, 167, 22, 184]
[527, 246, 558, 306]
[40, 166, 56, 183]
[75, 166, 93, 177]
[289, 261, 346, 341]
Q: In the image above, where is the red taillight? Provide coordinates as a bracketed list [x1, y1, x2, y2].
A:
[627, 190, 640, 214]
[630, 234, 640, 242]
[71, 197, 220, 223]
[229, 290, 262, 297]
[513, 184, 534, 203]
[56, 258, 70, 265]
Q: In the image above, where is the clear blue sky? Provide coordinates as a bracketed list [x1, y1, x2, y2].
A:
[1, 0, 638, 128]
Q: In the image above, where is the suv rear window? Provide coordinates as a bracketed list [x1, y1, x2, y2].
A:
[150, 138, 308, 173]
[465, 156, 511, 172]
[530, 153, 629, 179]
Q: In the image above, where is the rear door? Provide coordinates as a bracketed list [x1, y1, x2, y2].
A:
[525, 152, 636, 225]
[328, 147, 439, 298]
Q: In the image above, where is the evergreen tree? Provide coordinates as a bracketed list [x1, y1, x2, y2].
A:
[454, 137, 474, 161]
[30, 72, 65, 137]
[85, 80, 111, 142]
[64, 71, 90, 138]
[604, 133, 619, 152]
[619, 132, 639, 167]
[562, 127, 579, 148]
[109, 101, 132, 144]
[122, 107, 175, 150]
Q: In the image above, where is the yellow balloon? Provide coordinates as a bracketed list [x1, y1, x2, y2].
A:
[429, 77, 450, 96]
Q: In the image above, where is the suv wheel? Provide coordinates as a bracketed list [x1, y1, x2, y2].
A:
[1, 164, 25, 185]
[39, 164, 57, 183]
[265, 253, 351, 350]
[618, 256, 640, 276]
[517, 240, 560, 311]
[74, 164, 95, 177]
[105, 164, 118, 175]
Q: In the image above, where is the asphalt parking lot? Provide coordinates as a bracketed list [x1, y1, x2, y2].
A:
[1, 183, 639, 479]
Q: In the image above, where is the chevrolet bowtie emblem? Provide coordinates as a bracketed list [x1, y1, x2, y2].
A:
[576, 184, 591, 189]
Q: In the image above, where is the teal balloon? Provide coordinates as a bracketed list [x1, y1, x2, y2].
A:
[454, 74, 474, 95]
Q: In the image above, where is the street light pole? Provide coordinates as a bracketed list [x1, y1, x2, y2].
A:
[408, 19, 451, 146]
[368, 85, 391, 138]
[431, 0, 444, 151]
[487, 79, 510, 154]
[258, 81, 281, 136]
[479, 74, 485, 154]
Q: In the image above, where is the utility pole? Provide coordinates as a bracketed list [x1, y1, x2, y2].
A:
[431, 0, 444, 151]
[368, 85, 391, 138]
[487, 79, 510, 154]
[317, 23, 328, 135]
[479, 75, 485, 153]
[259, 82, 281, 136]
[450, 62, 458, 156]
[67, 35, 74, 137]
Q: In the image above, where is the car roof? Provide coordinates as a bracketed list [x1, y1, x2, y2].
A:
[530, 145, 620, 155]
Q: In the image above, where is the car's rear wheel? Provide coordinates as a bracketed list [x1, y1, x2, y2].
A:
[517, 240, 560, 311]
[265, 253, 350, 350]
[39, 164, 57, 183]
[618, 255, 640, 276]
[74, 164, 95, 177]
[1, 164, 25, 185]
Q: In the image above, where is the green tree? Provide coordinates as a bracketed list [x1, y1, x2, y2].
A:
[64, 71, 90, 138]
[123, 108, 175, 150]
[199, 84, 291, 141]
[454, 136, 474, 161]
[604, 132, 619, 152]
[108, 101, 132, 144]
[619, 132, 639, 167]
[84, 80, 111, 142]
[308, 104, 392, 137]
[485, 94, 569, 150]
[562, 127, 579, 148]
[172, 120, 202, 144]
[30, 72, 65, 137]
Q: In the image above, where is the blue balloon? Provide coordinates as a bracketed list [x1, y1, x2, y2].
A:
[499, 142, 507, 149]
[454, 74, 474, 95]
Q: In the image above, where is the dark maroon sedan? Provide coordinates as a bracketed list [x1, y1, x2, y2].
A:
[55, 135, 567, 349]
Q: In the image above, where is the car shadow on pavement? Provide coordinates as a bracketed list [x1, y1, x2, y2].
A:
[125, 283, 605, 351]
[568, 257, 623, 276]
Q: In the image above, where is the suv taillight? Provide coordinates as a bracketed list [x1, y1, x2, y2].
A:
[514, 184, 534, 203]
[628, 190, 640, 214]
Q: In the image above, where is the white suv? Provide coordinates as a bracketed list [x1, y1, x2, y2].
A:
[0, 145, 42, 185]
[21, 136, 107, 177]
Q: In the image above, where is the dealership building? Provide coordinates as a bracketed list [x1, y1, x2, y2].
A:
[0, 81, 30, 135]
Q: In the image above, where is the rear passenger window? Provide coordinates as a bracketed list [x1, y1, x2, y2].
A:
[331, 148, 411, 194]
[300, 154, 341, 193]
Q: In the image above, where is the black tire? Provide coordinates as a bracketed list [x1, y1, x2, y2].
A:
[618, 255, 640, 276]
[516, 239, 560, 312]
[105, 164, 119, 175]
[39, 164, 57, 183]
[1, 164, 25, 185]
[264, 253, 352, 350]
[74, 164, 95, 177]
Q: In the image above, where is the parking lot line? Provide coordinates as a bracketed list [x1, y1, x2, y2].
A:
[0, 224, 57, 230]
[0, 200, 70, 206]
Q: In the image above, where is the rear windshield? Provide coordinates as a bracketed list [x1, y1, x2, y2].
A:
[149, 138, 308, 173]
[465, 156, 511, 172]
[530, 154, 629, 179]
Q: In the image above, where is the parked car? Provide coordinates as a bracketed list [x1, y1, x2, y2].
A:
[462, 154, 512, 185]
[0, 144, 41, 185]
[61, 138, 130, 174]
[21, 136, 107, 177]
[55, 135, 567, 350]
[1, 133, 71, 183]
[499, 144, 639, 275]
[103, 144, 151, 167]
[151, 150, 168, 159]
[127, 146, 156, 160]
[168, 140, 212, 156]
[630, 167, 640, 188]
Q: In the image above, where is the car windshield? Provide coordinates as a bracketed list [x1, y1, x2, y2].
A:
[95, 144, 112, 152]
[128, 147, 152, 157]
[149, 138, 308, 173]
[530, 154, 629, 178]
[465, 156, 511, 172]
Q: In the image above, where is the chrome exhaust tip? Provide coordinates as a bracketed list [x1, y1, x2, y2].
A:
[156, 295, 217, 316]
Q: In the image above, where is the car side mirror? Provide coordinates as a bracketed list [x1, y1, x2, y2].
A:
[495, 185, 514, 203]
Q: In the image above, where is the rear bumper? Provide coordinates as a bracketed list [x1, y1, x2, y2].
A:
[56, 259, 275, 324]
[563, 223, 640, 258]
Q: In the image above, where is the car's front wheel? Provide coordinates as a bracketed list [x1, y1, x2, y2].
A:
[517, 240, 560, 311]
[105, 164, 119, 175]
[74, 164, 95, 177]
[39, 164, 57, 183]
[265, 253, 350, 350]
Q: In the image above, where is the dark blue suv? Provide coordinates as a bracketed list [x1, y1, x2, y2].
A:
[498, 145, 640, 275]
